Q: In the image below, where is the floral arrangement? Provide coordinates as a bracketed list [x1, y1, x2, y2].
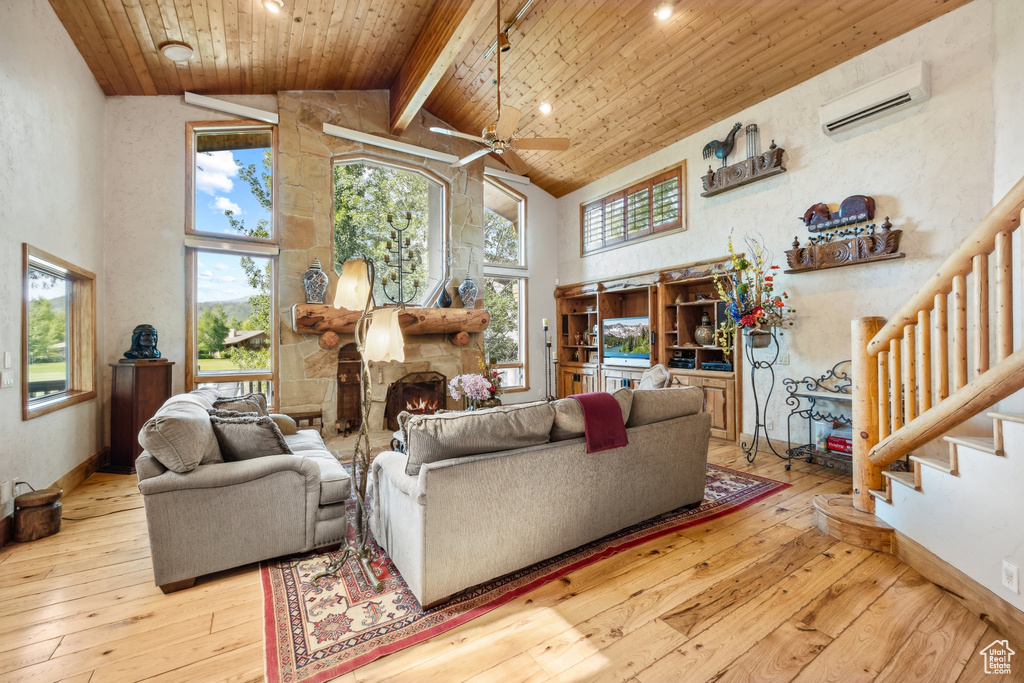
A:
[448, 358, 504, 405]
[712, 233, 795, 353]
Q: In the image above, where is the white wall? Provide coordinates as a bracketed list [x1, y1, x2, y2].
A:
[555, 0, 997, 442]
[103, 95, 278, 409]
[0, 0, 107, 509]
[488, 171, 560, 404]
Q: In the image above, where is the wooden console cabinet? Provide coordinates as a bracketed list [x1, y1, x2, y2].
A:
[554, 257, 740, 442]
[107, 361, 174, 474]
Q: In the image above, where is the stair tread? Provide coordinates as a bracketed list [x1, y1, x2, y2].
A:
[868, 488, 891, 503]
[943, 434, 1004, 455]
[882, 470, 921, 490]
[909, 454, 957, 474]
[988, 411, 1024, 425]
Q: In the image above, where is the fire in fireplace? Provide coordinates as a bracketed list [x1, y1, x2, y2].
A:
[383, 371, 446, 431]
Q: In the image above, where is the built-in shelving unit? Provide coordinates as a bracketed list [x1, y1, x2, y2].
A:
[554, 256, 741, 441]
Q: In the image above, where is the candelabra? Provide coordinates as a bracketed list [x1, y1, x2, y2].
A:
[380, 212, 420, 309]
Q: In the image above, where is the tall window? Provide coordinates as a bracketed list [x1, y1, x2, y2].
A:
[581, 165, 685, 254]
[333, 158, 446, 307]
[186, 122, 278, 405]
[483, 178, 528, 390]
[22, 245, 97, 420]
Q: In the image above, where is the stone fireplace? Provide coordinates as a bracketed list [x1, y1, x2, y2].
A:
[384, 371, 446, 431]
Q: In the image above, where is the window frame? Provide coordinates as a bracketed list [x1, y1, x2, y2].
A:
[186, 120, 278, 246]
[331, 153, 451, 308]
[482, 274, 529, 393]
[483, 177, 528, 270]
[185, 121, 279, 409]
[21, 244, 97, 421]
[579, 163, 686, 256]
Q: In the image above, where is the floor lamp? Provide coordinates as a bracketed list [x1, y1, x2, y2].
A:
[312, 258, 404, 590]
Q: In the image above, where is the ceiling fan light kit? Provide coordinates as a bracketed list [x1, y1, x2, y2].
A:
[654, 1, 674, 20]
[497, 31, 511, 53]
[262, 0, 284, 13]
[159, 41, 194, 63]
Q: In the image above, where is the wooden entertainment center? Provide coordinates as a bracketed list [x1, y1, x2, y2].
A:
[554, 256, 740, 441]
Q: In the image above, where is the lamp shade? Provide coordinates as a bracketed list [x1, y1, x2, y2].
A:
[334, 259, 372, 310]
[364, 308, 406, 363]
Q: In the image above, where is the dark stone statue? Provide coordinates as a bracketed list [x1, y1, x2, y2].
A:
[123, 324, 161, 359]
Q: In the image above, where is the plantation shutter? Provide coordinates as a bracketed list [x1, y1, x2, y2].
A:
[604, 193, 626, 245]
[582, 202, 604, 253]
[626, 183, 651, 238]
[651, 171, 681, 232]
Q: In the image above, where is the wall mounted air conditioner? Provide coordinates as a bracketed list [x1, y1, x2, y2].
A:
[819, 62, 930, 135]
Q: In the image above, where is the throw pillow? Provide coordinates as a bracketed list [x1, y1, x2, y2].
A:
[139, 401, 223, 473]
[207, 407, 258, 418]
[209, 415, 293, 461]
[404, 401, 556, 476]
[638, 364, 671, 390]
[627, 386, 704, 427]
[212, 393, 269, 416]
[550, 388, 633, 441]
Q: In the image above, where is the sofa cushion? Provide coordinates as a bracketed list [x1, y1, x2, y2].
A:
[638, 364, 671, 390]
[550, 389, 633, 442]
[187, 388, 222, 409]
[209, 415, 293, 461]
[139, 401, 223, 473]
[284, 430, 327, 452]
[626, 386, 704, 427]
[294, 451, 352, 505]
[404, 401, 556, 476]
[212, 393, 268, 416]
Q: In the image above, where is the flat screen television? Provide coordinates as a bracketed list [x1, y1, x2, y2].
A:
[602, 316, 651, 368]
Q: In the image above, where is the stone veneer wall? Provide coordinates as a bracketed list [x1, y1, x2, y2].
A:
[276, 91, 486, 433]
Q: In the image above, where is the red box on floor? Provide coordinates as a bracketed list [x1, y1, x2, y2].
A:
[827, 435, 853, 454]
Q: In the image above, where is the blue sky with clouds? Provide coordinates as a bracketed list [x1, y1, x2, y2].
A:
[193, 146, 272, 303]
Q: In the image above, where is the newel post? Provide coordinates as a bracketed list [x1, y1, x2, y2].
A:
[852, 316, 886, 513]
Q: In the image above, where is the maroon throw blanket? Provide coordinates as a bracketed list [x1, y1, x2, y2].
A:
[570, 391, 629, 454]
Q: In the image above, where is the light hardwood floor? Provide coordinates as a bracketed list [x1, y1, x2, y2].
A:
[0, 440, 1013, 682]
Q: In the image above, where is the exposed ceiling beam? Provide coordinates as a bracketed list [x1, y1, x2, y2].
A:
[389, 0, 493, 136]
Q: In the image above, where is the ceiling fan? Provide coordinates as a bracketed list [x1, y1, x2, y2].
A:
[430, 0, 570, 176]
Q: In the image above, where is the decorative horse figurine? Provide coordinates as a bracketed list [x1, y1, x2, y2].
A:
[702, 122, 742, 167]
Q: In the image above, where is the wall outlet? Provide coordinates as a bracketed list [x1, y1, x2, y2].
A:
[1003, 560, 1019, 593]
[777, 353, 790, 365]
[0, 371, 13, 388]
[0, 481, 13, 506]
[2, 351, 10, 369]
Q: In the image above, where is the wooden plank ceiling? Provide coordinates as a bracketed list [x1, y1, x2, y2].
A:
[50, 0, 973, 197]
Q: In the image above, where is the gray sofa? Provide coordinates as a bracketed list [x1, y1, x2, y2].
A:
[369, 386, 711, 607]
[136, 389, 351, 592]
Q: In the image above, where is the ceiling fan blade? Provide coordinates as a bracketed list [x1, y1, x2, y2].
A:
[430, 126, 486, 143]
[452, 147, 492, 168]
[495, 105, 523, 139]
[515, 137, 571, 151]
[502, 148, 530, 176]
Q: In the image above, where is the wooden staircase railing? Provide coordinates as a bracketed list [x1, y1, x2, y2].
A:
[852, 175, 1024, 512]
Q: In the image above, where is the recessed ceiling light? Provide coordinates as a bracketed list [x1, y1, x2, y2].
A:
[159, 42, 194, 63]
[262, 0, 284, 13]
[654, 1, 673, 20]
[539, 102, 552, 115]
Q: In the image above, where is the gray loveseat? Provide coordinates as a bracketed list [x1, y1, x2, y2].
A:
[369, 386, 711, 607]
[136, 389, 351, 592]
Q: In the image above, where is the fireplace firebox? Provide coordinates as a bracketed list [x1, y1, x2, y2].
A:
[383, 371, 446, 431]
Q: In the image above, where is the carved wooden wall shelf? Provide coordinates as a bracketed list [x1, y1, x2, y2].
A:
[291, 304, 489, 337]
[700, 142, 786, 198]
[785, 221, 904, 274]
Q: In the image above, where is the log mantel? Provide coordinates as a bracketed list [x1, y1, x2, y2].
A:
[291, 303, 490, 336]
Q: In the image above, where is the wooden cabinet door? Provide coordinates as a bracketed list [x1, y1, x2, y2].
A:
[581, 368, 597, 393]
[701, 377, 735, 441]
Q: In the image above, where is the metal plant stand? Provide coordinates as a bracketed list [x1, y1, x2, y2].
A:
[741, 329, 785, 463]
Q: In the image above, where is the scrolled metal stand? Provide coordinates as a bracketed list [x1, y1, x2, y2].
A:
[741, 329, 786, 463]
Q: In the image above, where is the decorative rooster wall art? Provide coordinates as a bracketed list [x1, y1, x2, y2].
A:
[702, 122, 742, 167]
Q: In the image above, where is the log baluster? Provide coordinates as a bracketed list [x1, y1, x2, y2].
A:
[953, 274, 968, 391]
[995, 230, 1012, 362]
[973, 253, 989, 377]
[934, 292, 949, 402]
[918, 310, 931, 414]
[905, 326, 917, 423]
[890, 338, 903, 432]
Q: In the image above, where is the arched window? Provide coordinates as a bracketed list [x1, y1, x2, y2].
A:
[333, 157, 447, 308]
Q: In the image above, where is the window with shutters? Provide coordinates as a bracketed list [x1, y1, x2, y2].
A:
[579, 165, 685, 255]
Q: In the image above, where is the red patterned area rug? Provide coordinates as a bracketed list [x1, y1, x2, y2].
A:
[262, 463, 787, 682]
